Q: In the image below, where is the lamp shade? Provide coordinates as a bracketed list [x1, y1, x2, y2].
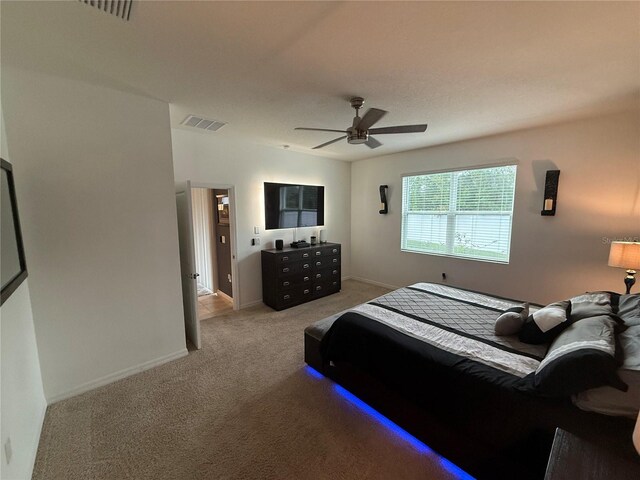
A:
[608, 242, 640, 270]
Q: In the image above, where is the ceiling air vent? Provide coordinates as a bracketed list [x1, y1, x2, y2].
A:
[181, 115, 227, 133]
[79, 0, 133, 21]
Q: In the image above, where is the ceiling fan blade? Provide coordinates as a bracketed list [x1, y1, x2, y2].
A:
[356, 108, 387, 131]
[295, 127, 347, 133]
[368, 124, 428, 135]
[365, 136, 382, 149]
[312, 136, 347, 150]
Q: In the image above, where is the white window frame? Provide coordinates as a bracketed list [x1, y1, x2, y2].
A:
[401, 161, 518, 264]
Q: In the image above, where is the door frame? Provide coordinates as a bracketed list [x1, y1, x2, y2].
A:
[191, 182, 240, 312]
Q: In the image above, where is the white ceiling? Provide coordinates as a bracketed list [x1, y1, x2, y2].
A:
[2, 1, 639, 161]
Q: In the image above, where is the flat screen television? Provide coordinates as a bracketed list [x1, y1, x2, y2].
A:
[1, 158, 28, 306]
[264, 182, 324, 230]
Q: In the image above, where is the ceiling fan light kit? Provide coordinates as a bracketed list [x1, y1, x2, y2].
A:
[295, 97, 428, 150]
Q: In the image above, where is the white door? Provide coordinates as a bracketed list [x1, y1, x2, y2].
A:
[175, 181, 201, 349]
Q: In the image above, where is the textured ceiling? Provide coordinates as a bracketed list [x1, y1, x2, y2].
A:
[2, 1, 639, 161]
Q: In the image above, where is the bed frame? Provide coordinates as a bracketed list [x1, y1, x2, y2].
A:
[305, 331, 637, 479]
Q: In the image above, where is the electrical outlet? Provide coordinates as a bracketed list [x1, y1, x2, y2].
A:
[4, 437, 12, 465]
[252, 237, 260, 246]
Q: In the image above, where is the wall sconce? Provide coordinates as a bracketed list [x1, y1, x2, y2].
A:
[379, 185, 388, 214]
[541, 170, 560, 216]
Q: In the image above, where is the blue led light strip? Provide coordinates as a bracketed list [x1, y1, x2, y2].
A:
[304, 366, 475, 480]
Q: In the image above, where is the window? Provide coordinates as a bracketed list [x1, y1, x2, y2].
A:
[401, 164, 517, 263]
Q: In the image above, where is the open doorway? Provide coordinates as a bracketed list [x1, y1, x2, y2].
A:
[191, 187, 234, 320]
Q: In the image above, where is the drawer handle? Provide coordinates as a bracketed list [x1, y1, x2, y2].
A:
[315, 274, 321, 279]
[332, 258, 338, 263]
[303, 263, 310, 269]
[315, 261, 322, 266]
[284, 294, 291, 300]
[332, 249, 338, 253]
[304, 289, 310, 294]
[333, 270, 337, 275]
[315, 251, 321, 256]
[333, 281, 337, 286]
[283, 256, 289, 261]
[282, 267, 289, 273]
[303, 276, 309, 281]
[303, 253, 309, 258]
[316, 286, 322, 291]
[283, 281, 290, 286]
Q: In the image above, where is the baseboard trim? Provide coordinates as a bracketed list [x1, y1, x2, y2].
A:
[341, 275, 352, 281]
[349, 276, 400, 291]
[216, 290, 233, 303]
[240, 299, 263, 309]
[46, 348, 188, 405]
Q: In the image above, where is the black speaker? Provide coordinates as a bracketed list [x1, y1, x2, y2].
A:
[275, 239, 283, 250]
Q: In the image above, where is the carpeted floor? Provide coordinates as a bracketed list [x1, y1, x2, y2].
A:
[33, 280, 462, 480]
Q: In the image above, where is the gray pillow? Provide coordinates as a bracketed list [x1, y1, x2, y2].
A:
[569, 291, 613, 321]
[618, 294, 640, 327]
[495, 303, 529, 336]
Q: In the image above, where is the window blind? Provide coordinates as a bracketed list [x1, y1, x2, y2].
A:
[401, 164, 517, 263]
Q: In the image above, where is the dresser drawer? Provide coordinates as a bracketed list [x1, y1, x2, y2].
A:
[278, 290, 299, 308]
[312, 256, 340, 270]
[312, 279, 340, 297]
[277, 285, 313, 307]
[277, 262, 301, 277]
[277, 252, 302, 264]
[315, 245, 340, 256]
[278, 277, 297, 290]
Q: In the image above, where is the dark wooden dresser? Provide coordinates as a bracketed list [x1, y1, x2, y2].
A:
[261, 242, 341, 310]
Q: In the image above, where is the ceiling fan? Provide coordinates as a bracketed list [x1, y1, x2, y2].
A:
[295, 97, 428, 150]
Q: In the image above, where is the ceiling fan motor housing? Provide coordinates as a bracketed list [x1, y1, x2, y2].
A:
[347, 128, 369, 144]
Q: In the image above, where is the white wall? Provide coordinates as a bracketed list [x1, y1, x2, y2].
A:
[172, 128, 352, 307]
[351, 110, 640, 304]
[2, 66, 187, 402]
[0, 101, 47, 480]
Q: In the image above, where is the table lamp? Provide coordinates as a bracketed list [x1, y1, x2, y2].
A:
[608, 241, 640, 294]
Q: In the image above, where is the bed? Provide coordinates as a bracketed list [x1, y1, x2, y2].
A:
[304, 283, 639, 479]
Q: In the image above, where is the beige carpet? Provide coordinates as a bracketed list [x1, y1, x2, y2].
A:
[33, 280, 462, 480]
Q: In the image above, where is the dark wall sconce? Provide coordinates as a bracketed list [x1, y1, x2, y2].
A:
[541, 170, 560, 216]
[379, 185, 388, 214]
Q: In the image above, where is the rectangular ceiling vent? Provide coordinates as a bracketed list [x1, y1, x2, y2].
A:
[181, 115, 227, 133]
[79, 1, 133, 21]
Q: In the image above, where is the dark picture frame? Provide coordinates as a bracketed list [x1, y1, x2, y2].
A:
[1, 158, 28, 306]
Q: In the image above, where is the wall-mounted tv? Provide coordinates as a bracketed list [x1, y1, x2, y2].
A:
[264, 182, 324, 230]
[1, 158, 28, 306]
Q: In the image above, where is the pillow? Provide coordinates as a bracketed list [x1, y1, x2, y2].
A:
[569, 291, 614, 322]
[494, 303, 529, 336]
[618, 294, 640, 327]
[533, 315, 628, 397]
[572, 368, 640, 419]
[518, 300, 571, 344]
